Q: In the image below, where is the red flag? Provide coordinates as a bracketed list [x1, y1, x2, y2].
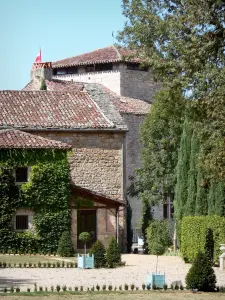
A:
[35, 49, 42, 63]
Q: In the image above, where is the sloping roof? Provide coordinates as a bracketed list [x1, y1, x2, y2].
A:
[52, 46, 139, 68]
[71, 185, 124, 208]
[0, 129, 71, 149]
[23, 80, 84, 92]
[0, 90, 127, 131]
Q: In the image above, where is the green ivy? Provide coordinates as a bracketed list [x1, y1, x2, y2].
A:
[0, 148, 70, 254]
[181, 216, 225, 263]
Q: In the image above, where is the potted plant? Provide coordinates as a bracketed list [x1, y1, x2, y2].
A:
[77, 232, 94, 269]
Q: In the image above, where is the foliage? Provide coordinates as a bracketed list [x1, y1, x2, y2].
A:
[181, 216, 225, 263]
[186, 130, 199, 216]
[0, 148, 70, 254]
[106, 237, 121, 268]
[57, 231, 74, 257]
[141, 198, 152, 252]
[195, 169, 208, 216]
[89, 240, 106, 268]
[40, 79, 47, 90]
[119, 0, 225, 180]
[185, 252, 216, 292]
[126, 199, 133, 253]
[174, 119, 192, 241]
[132, 87, 185, 207]
[78, 232, 91, 243]
[204, 228, 214, 265]
[78, 232, 91, 255]
[146, 220, 171, 255]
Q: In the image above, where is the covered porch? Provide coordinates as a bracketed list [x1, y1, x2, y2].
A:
[70, 185, 124, 250]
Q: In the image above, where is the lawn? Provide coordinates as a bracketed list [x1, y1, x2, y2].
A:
[0, 291, 225, 300]
[0, 254, 76, 265]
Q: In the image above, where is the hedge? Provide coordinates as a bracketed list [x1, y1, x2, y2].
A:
[181, 216, 225, 263]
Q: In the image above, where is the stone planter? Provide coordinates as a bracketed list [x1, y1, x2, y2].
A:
[146, 272, 165, 289]
[78, 254, 94, 269]
[219, 244, 225, 271]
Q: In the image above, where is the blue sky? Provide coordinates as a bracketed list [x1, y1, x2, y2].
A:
[0, 0, 125, 90]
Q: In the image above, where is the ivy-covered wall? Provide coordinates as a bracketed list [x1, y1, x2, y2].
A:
[0, 148, 70, 254]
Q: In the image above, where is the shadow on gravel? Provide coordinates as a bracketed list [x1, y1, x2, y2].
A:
[0, 277, 33, 287]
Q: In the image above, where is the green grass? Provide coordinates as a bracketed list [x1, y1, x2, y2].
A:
[0, 254, 76, 265]
[0, 291, 225, 300]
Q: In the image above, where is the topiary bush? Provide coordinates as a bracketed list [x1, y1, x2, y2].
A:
[57, 231, 74, 257]
[204, 228, 214, 265]
[106, 237, 121, 268]
[185, 251, 217, 292]
[78, 232, 91, 256]
[89, 240, 106, 268]
[181, 216, 225, 263]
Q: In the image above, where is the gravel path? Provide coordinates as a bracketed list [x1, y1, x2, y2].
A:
[0, 254, 224, 291]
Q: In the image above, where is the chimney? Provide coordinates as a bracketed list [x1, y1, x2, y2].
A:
[31, 62, 53, 83]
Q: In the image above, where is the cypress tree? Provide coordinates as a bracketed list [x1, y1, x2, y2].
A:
[174, 119, 191, 240]
[207, 181, 216, 215]
[141, 198, 152, 252]
[214, 182, 225, 216]
[40, 79, 47, 90]
[195, 169, 208, 215]
[186, 130, 199, 216]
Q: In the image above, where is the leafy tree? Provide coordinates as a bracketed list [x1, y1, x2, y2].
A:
[57, 231, 74, 257]
[146, 220, 171, 273]
[89, 240, 106, 268]
[78, 232, 90, 256]
[119, 0, 225, 181]
[106, 237, 121, 268]
[185, 252, 216, 292]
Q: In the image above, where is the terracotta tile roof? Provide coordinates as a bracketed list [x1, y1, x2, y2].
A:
[52, 46, 139, 68]
[96, 85, 150, 115]
[0, 129, 71, 149]
[23, 80, 84, 92]
[0, 90, 126, 130]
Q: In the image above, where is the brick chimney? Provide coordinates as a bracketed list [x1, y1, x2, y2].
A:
[31, 62, 53, 84]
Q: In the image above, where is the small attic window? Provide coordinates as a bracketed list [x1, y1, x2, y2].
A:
[127, 63, 148, 72]
[95, 63, 113, 71]
[55, 68, 67, 75]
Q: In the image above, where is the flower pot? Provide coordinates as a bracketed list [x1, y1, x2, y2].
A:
[78, 253, 94, 269]
[146, 272, 165, 289]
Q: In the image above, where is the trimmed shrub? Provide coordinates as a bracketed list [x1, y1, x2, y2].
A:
[181, 216, 225, 263]
[89, 240, 106, 268]
[185, 252, 216, 291]
[106, 237, 121, 268]
[57, 231, 74, 257]
[204, 228, 214, 265]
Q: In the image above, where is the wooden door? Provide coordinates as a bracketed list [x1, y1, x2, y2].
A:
[77, 210, 97, 249]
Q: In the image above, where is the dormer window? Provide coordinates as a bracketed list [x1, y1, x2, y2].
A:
[15, 167, 29, 183]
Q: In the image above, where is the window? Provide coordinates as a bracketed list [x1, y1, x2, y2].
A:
[127, 62, 148, 71]
[15, 167, 28, 183]
[16, 215, 28, 230]
[163, 201, 174, 219]
[85, 63, 113, 73]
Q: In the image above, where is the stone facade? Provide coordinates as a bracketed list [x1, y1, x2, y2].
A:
[53, 63, 161, 102]
[32, 130, 126, 250]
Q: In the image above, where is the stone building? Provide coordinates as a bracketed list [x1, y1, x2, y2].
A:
[0, 45, 168, 250]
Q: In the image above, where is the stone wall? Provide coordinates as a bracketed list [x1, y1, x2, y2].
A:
[120, 65, 161, 102]
[53, 68, 121, 95]
[36, 131, 125, 200]
[33, 130, 126, 250]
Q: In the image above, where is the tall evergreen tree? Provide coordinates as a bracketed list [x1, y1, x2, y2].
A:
[40, 79, 47, 90]
[214, 182, 225, 216]
[186, 130, 199, 216]
[195, 169, 208, 216]
[207, 181, 216, 215]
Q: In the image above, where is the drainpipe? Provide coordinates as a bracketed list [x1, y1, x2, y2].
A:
[116, 208, 119, 244]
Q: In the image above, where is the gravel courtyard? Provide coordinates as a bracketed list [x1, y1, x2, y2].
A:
[0, 254, 225, 291]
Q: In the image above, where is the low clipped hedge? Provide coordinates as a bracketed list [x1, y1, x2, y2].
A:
[181, 216, 225, 263]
